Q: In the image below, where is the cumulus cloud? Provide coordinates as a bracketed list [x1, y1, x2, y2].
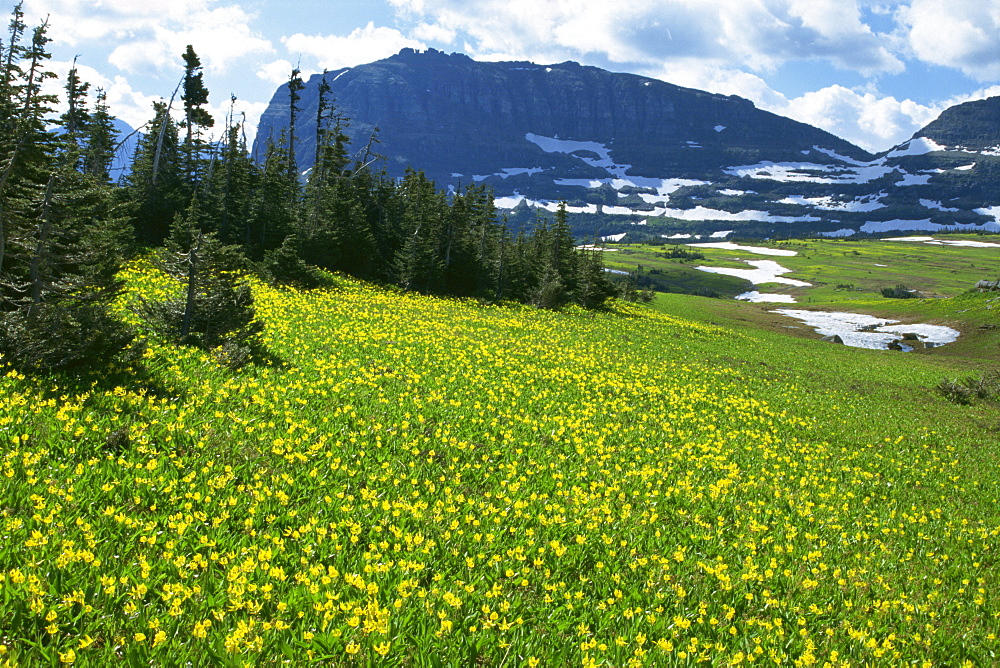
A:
[282, 23, 426, 71]
[39, 60, 163, 131]
[645, 60, 940, 152]
[783, 87, 939, 153]
[257, 59, 297, 86]
[387, 0, 902, 74]
[22, 0, 273, 76]
[898, 0, 1000, 81]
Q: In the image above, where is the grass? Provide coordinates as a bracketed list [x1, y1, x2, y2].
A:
[0, 250, 998, 666]
[603, 235, 1000, 306]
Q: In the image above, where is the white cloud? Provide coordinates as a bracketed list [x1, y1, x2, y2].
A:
[387, 0, 903, 74]
[39, 60, 163, 131]
[257, 59, 297, 86]
[898, 0, 1000, 81]
[644, 61, 938, 152]
[282, 23, 426, 71]
[411, 22, 456, 44]
[784, 86, 939, 153]
[22, 0, 273, 76]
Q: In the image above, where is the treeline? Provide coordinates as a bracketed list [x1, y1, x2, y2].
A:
[0, 6, 616, 373]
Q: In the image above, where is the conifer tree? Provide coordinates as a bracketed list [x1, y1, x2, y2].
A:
[211, 104, 257, 245]
[138, 202, 260, 364]
[180, 45, 213, 186]
[121, 101, 185, 244]
[286, 67, 304, 183]
[0, 15, 134, 370]
[81, 89, 117, 182]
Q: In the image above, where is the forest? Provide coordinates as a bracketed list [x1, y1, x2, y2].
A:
[0, 5, 616, 374]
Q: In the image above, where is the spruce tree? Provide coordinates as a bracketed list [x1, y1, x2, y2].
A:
[286, 67, 304, 183]
[0, 17, 134, 371]
[180, 45, 213, 186]
[121, 100, 185, 244]
[81, 89, 118, 182]
[138, 202, 261, 365]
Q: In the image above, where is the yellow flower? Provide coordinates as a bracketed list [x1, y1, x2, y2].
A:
[59, 649, 76, 664]
[345, 642, 360, 654]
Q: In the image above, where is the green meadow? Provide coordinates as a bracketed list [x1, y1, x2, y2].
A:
[0, 238, 998, 666]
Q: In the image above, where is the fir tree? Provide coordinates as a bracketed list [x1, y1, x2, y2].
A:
[0, 18, 135, 371]
[180, 45, 214, 186]
[286, 67, 304, 183]
[138, 202, 261, 364]
[120, 101, 185, 244]
[81, 89, 118, 182]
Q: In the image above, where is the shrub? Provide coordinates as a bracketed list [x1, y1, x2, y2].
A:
[0, 300, 137, 372]
[881, 284, 916, 299]
[936, 371, 1000, 404]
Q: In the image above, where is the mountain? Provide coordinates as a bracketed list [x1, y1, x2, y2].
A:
[254, 49, 1000, 239]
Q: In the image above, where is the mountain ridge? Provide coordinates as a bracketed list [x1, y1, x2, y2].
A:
[254, 49, 999, 239]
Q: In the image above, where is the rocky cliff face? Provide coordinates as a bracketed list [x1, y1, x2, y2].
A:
[254, 50, 1000, 238]
[255, 48, 866, 180]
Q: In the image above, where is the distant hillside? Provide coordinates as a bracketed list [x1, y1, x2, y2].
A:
[254, 51, 1000, 239]
[914, 96, 1000, 150]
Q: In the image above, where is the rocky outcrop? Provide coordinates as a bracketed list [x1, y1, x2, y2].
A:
[253, 51, 1000, 238]
[254, 48, 868, 184]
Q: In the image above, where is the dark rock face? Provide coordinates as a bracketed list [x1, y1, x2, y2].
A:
[914, 96, 1000, 150]
[253, 51, 1000, 238]
[254, 48, 867, 183]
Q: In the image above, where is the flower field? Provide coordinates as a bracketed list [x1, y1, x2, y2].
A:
[1, 263, 998, 666]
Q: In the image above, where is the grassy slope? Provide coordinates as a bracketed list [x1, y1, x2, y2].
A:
[0, 250, 998, 666]
[604, 235, 1000, 304]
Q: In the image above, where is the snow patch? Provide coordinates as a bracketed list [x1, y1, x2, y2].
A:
[710, 230, 733, 239]
[714, 125, 726, 132]
[920, 199, 960, 212]
[726, 160, 896, 185]
[820, 228, 856, 238]
[600, 232, 627, 242]
[894, 173, 932, 186]
[773, 310, 959, 350]
[696, 260, 811, 287]
[659, 206, 819, 223]
[812, 146, 869, 167]
[975, 206, 1000, 223]
[736, 291, 797, 303]
[883, 236, 1000, 248]
[954, 163, 976, 171]
[886, 137, 946, 158]
[688, 242, 797, 257]
[473, 167, 545, 182]
[780, 194, 885, 212]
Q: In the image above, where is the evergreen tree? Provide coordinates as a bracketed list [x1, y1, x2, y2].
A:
[210, 104, 257, 245]
[81, 89, 118, 182]
[286, 67, 304, 183]
[394, 169, 447, 293]
[246, 135, 298, 257]
[0, 17, 135, 371]
[120, 101, 185, 244]
[138, 202, 261, 363]
[180, 45, 213, 186]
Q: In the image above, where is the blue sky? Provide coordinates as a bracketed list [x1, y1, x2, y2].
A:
[9, 0, 1000, 153]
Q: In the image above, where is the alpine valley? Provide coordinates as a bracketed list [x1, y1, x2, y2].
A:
[255, 48, 1000, 240]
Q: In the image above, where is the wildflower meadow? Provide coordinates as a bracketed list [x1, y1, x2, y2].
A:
[1, 262, 997, 666]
